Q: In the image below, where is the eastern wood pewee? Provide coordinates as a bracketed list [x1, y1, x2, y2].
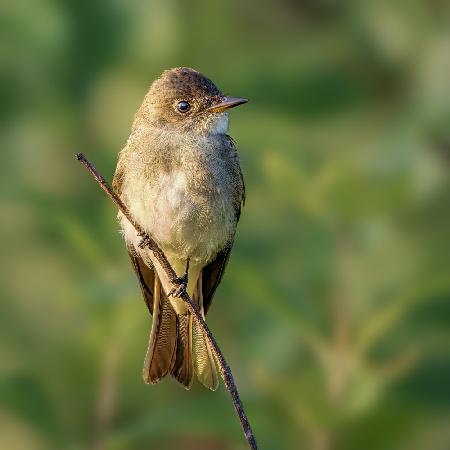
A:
[113, 67, 247, 390]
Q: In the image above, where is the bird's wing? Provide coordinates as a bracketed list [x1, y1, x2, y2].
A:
[201, 244, 233, 314]
[202, 136, 245, 314]
[113, 157, 155, 315]
[128, 247, 155, 314]
[112, 156, 125, 197]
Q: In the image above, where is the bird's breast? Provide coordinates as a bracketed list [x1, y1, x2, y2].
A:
[126, 164, 235, 264]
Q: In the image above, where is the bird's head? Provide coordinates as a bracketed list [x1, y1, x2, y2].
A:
[136, 67, 247, 135]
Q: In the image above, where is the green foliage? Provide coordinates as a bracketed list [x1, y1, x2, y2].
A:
[1, 1, 450, 449]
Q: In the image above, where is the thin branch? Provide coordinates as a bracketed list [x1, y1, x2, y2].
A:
[76, 153, 259, 450]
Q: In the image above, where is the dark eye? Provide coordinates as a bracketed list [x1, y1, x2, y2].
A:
[177, 100, 190, 113]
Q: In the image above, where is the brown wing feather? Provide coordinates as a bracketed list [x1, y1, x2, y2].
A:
[201, 244, 232, 314]
[112, 157, 125, 196]
[128, 248, 155, 314]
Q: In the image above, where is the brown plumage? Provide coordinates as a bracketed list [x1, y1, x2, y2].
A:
[113, 67, 246, 390]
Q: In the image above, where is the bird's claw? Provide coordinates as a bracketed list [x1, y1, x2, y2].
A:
[168, 278, 188, 298]
[169, 258, 190, 298]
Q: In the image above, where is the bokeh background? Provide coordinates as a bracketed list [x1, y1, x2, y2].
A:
[1, 1, 450, 449]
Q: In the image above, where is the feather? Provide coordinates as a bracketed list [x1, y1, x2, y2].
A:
[192, 271, 218, 390]
[202, 245, 233, 314]
[170, 313, 193, 389]
[143, 274, 177, 383]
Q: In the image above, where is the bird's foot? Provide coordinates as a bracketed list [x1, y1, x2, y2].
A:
[137, 231, 151, 249]
[169, 257, 190, 298]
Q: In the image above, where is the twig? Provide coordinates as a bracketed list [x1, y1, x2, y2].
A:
[76, 153, 259, 450]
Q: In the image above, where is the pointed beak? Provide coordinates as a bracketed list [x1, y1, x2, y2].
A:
[207, 96, 248, 113]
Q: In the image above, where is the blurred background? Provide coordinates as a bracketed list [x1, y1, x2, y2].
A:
[1, 1, 450, 449]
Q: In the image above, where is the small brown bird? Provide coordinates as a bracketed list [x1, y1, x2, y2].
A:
[113, 67, 247, 390]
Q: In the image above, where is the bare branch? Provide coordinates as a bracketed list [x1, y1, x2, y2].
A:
[76, 152, 258, 450]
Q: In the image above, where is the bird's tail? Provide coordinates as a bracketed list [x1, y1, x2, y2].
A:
[191, 275, 218, 390]
[143, 273, 218, 390]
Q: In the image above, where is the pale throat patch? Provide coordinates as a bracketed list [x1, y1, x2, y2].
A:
[210, 112, 229, 135]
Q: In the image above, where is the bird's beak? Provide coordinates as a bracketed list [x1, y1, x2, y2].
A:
[207, 96, 248, 113]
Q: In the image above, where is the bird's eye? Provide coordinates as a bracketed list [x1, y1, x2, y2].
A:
[177, 100, 190, 113]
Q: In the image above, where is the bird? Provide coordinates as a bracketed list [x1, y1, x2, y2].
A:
[112, 67, 247, 390]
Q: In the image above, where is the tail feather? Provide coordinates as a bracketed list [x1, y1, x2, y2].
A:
[143, 275, 177, 384]
[192, 271, 218, 390]
[142, 271, 217, 390]
[170, 314, 193, 389]
[193, 321, 218, 390]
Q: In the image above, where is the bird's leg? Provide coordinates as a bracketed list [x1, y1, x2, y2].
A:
[169, 257, 190, 298]
[137, 229, 189, 297]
